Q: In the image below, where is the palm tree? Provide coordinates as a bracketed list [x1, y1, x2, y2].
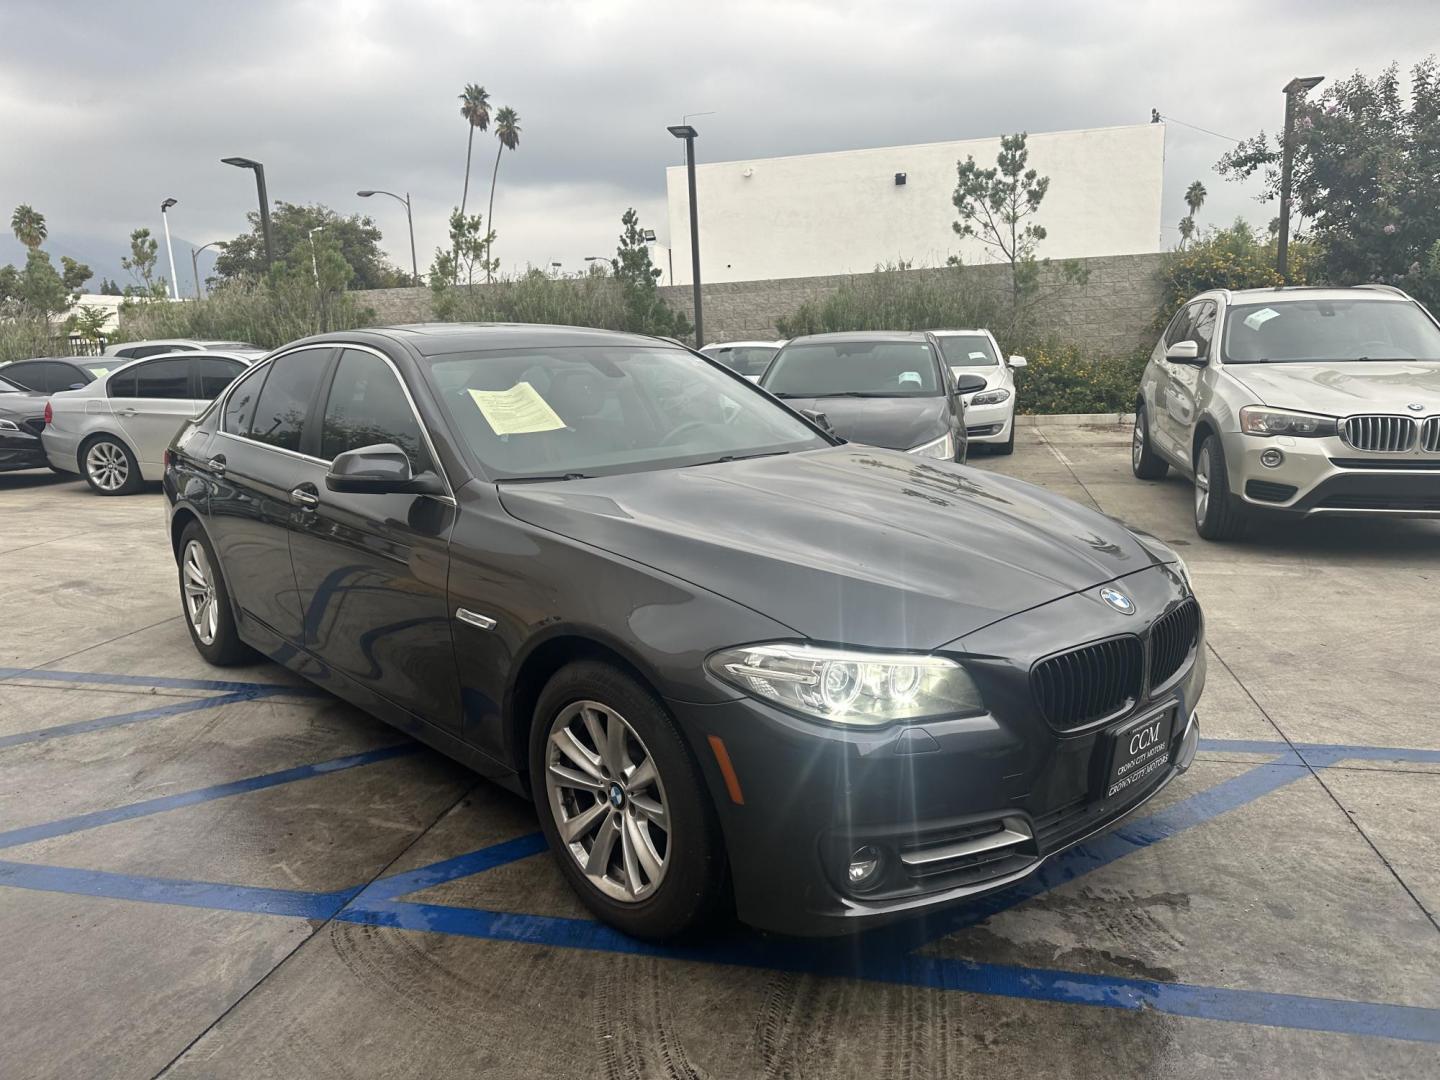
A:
[11, 204, 47, 249]
[1185, 180, 1207, 221]
[1178, 215, 1195, 249]
[458, 84, 491, 218]
[484, 107, 521, 282]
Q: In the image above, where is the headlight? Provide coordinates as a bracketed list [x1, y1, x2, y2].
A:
[970, 388, 1011, 406]
[706, 642, 985, 726]
[0, 418, 18, 431]
[1239, 406, 1337, 438]
[907, 432, 955, 459]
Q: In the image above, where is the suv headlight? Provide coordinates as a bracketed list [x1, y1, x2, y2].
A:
[707, 642, 984, 726]
[1239, 406, 1337, 438]
[907, 432, 955, 459]
[970, 388, 1011, 406]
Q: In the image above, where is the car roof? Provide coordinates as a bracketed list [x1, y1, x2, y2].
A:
[1, 356, 85, 366]
[1197, 285, 1416, 305]
[703, 340, 784, 349]
[928, 328, 994, 336]
[287, 323, 678, 357]
[783, 331, 935, 345]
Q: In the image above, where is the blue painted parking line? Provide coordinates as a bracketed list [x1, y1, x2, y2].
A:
[0, 744, 420, 850]
[0, 690, 269, 750]
[0, 665, 324, 697]
[358, 832, 550, 902]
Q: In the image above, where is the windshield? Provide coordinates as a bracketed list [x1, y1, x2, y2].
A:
[702, 345, 778, 378]
[428, 345, 829, 480]
[761, 340, 942, 397]
[937, 334, 1000, 369]
[1223, 300, 1440, 363]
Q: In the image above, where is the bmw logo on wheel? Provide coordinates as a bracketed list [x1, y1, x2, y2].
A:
[1100, 587, 1136, 614]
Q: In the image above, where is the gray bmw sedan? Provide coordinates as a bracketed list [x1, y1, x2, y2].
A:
[164, 324, 1204, 939]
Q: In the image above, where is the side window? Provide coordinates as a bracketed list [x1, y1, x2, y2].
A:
[1, 363, 39, 391]
[17, 362, 78, 392]
[320, 349, 431, 469]
[131, 358, 191, 399]
[195, 357, 244, 399]
[108, 369, 139, 398]
[247, 348, 331, 452]
[1190, 302, 1218, 357]
[222, 363, 268, 434]
[1164, 306, 1196, 347]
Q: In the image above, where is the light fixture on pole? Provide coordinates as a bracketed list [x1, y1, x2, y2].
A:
[160, 198, 179, 300]
[190, 240, 223, 301]
[550, 261, 562, 276]
[1278, 76, 1323, 283]
[667, 123, 702, 345]
[357, 189, 420, 286]
[221, 157, 274, 269]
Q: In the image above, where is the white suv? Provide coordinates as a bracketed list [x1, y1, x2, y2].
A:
[930, 329, 1026, 455]
[1132, 285, 1440, 539]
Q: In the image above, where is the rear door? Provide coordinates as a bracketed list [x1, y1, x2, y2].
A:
[287, 346, 459, 731]
[110, 357, 196, 471]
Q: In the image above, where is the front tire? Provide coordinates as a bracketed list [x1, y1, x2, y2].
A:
[81, 435, 143, 495]
[530, 660, 727, 940]
[992, 416, 1016, 456]
[177, 522, 253, 665]
[1131, 405, 1169, 480]
[1194, 434, 1246, 541]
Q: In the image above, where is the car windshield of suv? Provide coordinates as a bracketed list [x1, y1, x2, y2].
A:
[703, 346, 778, 378]
[428, 345, 830, 480]
[1223, 299, 1440, 363]
[937, 334, 1000, 368]
[761, 341, 941, 397]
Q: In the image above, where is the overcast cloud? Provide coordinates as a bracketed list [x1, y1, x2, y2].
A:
[3, 0, 1437, 289]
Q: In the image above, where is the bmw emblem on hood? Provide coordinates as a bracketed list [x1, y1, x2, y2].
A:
[1407, 402, 1426, 412]
[1100, 587, 1136, 614]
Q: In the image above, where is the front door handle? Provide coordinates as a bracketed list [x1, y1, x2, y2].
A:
[206, 454, 226, 475]
[290, 485, 320, 509]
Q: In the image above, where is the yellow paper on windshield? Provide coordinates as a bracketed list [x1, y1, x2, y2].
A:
[467, 382, 565, 435]
[88, 367, 109, 377]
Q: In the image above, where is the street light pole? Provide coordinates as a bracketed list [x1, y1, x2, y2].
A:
[667, 124, 703, 346]
[1278, 76, 1323, 283]
[160, 198, 179, 300]
[221, 157, 274, 270]
[308, 227, 324, 286]
[190, 240, 222, 301]
[357, 189, 420, 286]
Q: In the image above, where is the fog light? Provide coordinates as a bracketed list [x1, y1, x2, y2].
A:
[847, 845, 884, 889]
[1260, 448, 1284, 468]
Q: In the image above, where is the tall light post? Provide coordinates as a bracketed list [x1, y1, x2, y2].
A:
[1278, 76, 1324, 283]
[357, 189, 419, 286]
[308, 227, 324, 286]
[190, 240, 223, 301]
[221, 157, 274, 270]
[160, 198, 179, 300]
[667, 124, 702, 345]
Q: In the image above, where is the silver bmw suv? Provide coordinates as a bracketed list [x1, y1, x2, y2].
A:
[1132, 284, 1440, 539]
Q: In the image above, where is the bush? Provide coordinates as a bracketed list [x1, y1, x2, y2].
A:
[776, 264, 1002, 338]
[431, 268, 692, 339]
[1012, 342, 1148, 415]
[1153, 220, 1313, 334]
[114, 278, 376, 349]
[0, 317, 62, 364]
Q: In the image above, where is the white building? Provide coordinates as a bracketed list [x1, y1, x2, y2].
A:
[663, 123, 1165, 285]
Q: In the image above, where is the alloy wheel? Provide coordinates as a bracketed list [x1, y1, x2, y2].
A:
[1194, 445, 1211, 524]
[181, 539, 219, 646]
[86, 441, 129, 491]
[544, 700, 671, 903]
[1132, 415, 1145, 470]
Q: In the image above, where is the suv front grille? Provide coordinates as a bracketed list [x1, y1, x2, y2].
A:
[1032, 637, 1143, 731]
[1423, 417, 1440, 453]
[1148, 599, 1201, 690]
[1342, 415, 1416, 453]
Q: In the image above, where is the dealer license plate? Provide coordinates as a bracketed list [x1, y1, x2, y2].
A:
[1105, 708, 1174, 800]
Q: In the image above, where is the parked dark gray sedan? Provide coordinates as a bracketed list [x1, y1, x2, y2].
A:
[0, 374, 50, 473]
[164, 324, 1204, 939]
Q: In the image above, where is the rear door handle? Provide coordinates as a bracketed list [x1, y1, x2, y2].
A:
[290, 485, 320, 509]
[206, 454, 226, 475]
[117, 408, 137, 418]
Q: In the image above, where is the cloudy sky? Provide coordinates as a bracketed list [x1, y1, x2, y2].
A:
[3, 0, 1437, 291]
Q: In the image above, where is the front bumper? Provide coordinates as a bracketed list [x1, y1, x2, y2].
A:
[1224, 430, 1440, 517]
[0, 429, 48, 473]
[675, 565, 1204, 936]
[963, 399, 1014, 443]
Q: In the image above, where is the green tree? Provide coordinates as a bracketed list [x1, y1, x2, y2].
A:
[10, 204, 46, 249]
[1153, 219, 1300, 333]
[60, 255, 92, 293]
[429, 209, 494, 290]
[611, 208, 691, 340]
[213, 202, 407, 288]
[484, 106, 522, 282]
[98, 277, 122, 296]
[1217, 57, 1440, 305]
[1178, 179, 1207, 249]
[458, 83, 491, 220]
[121, 228, 167, 299]
[952, 132, 1052, 309]
[70, 304, 111, 343]
[13, 249, 74, 323]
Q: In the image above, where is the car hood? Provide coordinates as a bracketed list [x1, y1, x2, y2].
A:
[497, 446, 1163, 649]
[1224, 362, 1440, 415]
[771, 395, 949, 451]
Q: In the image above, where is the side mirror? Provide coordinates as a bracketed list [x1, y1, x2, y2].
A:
[68, 382, 88, 390]
[799, 408, 837, 436]
[1165, 340, 1206, 366]
[954, 373, 988, 395]
[1007, 355, 1028, 369]
[325, 443, 444, 495]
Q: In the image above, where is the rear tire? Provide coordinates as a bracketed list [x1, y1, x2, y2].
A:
[1131, 405, 1169, 480]
[530, 660, 727, 940]
[177, 522, 253, 665]
[81, 435, 143, 495]
[1193, 434, 1246, 541]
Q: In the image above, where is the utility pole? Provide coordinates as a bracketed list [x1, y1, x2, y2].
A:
[1278, 76, 1324, 283]
[667, 124, 703, 345]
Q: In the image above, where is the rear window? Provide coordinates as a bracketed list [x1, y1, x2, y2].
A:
[761, 340, 942, 397]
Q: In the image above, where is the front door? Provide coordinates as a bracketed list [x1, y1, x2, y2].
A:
[286, 347, 460, 733]
[1160, 300, 1216, 465]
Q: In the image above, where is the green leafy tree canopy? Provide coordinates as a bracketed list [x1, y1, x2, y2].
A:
[10, 204, 47, 249]
[214, 201, 409, 289]
[610, 208, 691, 340]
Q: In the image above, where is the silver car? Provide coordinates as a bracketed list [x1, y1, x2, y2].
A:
[44, 350, 261, 494]
[1132, 284, 1440, 539]
[103, 337, 261, 361]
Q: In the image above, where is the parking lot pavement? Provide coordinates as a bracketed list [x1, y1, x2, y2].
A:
[1, 430, 1437, 1079]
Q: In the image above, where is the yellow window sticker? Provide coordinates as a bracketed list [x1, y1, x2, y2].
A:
[88, 367, 109, 377]
[467, 382, 566, 435]
[1244, 308, 1280, 331]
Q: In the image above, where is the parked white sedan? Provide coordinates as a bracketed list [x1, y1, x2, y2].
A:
[930, 329, 1026, 455]
[44, 350, 261, 494]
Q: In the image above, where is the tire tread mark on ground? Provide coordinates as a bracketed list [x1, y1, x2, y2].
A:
[593, 955, 707, 1080]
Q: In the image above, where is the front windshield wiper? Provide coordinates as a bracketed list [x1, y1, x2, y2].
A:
[496, 472, 594, 483]
[681, 450, 791, 468]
